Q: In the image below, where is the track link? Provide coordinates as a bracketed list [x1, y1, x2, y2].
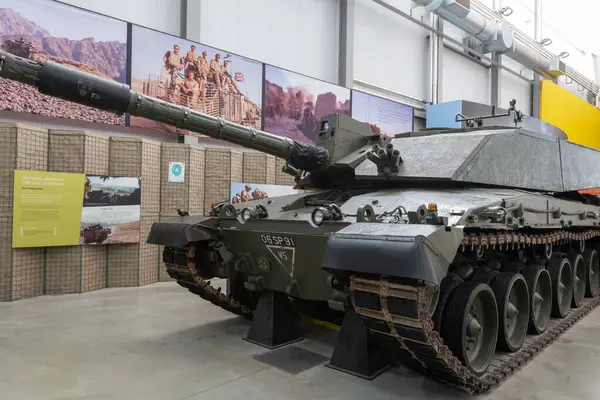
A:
[163, 246, 254, 319]
[350, 229, 600, 394]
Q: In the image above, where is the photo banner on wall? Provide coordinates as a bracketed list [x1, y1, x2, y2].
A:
[263, 64, 351, 144]
[351, 90, 414, 136]
[130, 25, 263, 137]
[230, 182, 298, 204]
[12, 170, 86, 248]
[81, 176, 141, 245]
[0, 0, 128, 126]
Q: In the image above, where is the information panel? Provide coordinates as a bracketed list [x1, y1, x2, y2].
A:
[12, 170, 86, 248]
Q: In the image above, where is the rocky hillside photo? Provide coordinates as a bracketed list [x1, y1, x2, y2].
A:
[0, 7, 127, 126]
[263, 80, 350, 143]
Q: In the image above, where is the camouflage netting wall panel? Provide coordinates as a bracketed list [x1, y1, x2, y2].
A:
[204, 148, 243, 214]
[48, 130, 109, 175]
[107, 244, 139, 287]
[107, 215, 159, 287]
[109, 137, 161, 215]
[46, 129, 109, 295]
[160, 144, 205, 215]
[45, 246, 107, 294]
[242, 152, 277, 184]
[274, 158, 295, 186]
[265, 155, 276, 184]
[0, 217, 45, 302]
[0, 123, 48, 216]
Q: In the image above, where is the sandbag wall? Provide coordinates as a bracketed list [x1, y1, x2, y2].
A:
[157, 143, 205, 282]
[45, 130, 109, 294]
[0, 123, 285, 301]
[107, 137, 161, 287]
[0, 123, 48, 301]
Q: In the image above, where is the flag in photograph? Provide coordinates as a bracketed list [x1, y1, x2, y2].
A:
[235, 72, 245, 82]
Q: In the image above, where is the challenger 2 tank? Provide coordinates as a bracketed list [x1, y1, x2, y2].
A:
[4, 49, 600, 394]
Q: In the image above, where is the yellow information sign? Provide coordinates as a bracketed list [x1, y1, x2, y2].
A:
[12, 170, 86, 248]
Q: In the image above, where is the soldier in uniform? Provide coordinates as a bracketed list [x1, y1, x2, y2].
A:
[195, 50, 209, 97]
[184, 44, 198, 75]
[209, 53, 223, 88]
[161, 44, 183, 91]
[240, 184, 252, 202]
[252, 188, 268, 199]
[176, 70, 199, 105]
[221, 60, 243, 95]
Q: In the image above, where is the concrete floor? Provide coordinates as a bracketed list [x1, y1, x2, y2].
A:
[1, 282, 599, 400]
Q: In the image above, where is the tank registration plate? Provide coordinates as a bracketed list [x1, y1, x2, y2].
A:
[260, 234, 296, 247]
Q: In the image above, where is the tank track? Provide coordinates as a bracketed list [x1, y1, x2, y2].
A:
[349, 228, 600, 394]
[162, 246, 254, 319]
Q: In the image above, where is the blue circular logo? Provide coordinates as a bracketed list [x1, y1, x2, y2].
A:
[171, 163, 182, 176]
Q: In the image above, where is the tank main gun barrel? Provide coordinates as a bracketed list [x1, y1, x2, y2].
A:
[0, 50, 330, 172]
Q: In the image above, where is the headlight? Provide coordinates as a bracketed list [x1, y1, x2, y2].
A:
[312, 208, 325, 225]
[311, 207, 332, 226]
[241, 208, 252, 221]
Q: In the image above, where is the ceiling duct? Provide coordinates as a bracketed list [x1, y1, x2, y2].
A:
[412, 0, 566, 79]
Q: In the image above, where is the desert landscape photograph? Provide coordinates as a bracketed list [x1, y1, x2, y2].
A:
[351, 90, 414, 136]
[263, 64, 351, 143]
[80, 176, 141, 245]
[130, 25, 263, 137]
[0, 0, 127, 126]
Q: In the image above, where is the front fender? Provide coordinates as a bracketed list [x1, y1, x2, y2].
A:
[321, 223, 464, 286]
[146, 223, 215, 248]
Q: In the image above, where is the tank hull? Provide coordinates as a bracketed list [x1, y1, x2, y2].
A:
[149, 187, 600, 392]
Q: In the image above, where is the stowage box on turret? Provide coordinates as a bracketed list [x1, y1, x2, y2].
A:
[4, 50, 600, 394]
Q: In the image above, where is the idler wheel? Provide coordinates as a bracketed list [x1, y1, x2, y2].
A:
[433, 273, 463, 333]
[522, 265, 552, 334]
[548, 254, 573, 318]
[442, 281, 498, 376]
[583, 248, 600, 298]
[567, 252, 586, 308]
[491, 272, 530, 352]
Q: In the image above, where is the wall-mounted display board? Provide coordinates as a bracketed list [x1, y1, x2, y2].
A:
[12, 170, 86, 248]
[11, 172, 141, 248]
[351, 90, 414, 136]
[263, 64, 351, 144]
[130, 24, 263, 137]
[81, 176, 141, 245]
[0, 0, 128, 126]
[230, 182, 297, 204]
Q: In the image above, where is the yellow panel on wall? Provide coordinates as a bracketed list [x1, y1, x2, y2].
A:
[540, 80, 600, 149]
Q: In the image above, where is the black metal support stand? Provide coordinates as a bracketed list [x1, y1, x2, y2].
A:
[244, 290, 303, 349]
[326, 306, 391, 380]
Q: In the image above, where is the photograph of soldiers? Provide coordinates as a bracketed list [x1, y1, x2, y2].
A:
[160, 44, 183, 90]
[229, 183, 298, 204]
[131, 25, 263, 136]
[263, 65, 351, 144]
